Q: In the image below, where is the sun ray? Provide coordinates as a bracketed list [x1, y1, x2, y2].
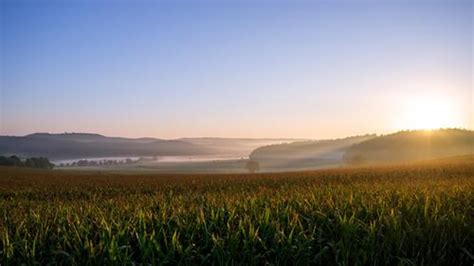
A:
[394, 94, 461, 131]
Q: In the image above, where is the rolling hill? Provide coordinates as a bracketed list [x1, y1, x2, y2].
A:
[249, 134, 377, 171]
[0, 133, 210, 160]
[343, 129, 474, 164]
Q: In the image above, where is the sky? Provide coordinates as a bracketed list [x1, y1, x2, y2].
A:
[1, 0, 472, 139]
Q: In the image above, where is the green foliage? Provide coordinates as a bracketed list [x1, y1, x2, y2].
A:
[0, 156, 54, 169]
[250, 134, 376, 170]
[0, 156, 473, 265]
[344, 129, 474, 164]
[245, 160, 260, 173]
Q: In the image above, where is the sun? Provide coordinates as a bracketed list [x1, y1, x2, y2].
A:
[395, 94, 460, 131]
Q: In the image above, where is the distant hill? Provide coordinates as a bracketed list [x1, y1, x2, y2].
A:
[249, 134, 377, 171]
[343, 129, 474, 165]
[180, 137, 305, 157]
[0, 133, 210, 160]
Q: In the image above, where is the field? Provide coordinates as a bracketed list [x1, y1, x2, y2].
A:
[1, 156, 473, 265]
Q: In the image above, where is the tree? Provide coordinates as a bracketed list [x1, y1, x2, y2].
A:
[36, 157, 54, 169]
[245, 160, 260, 173]
[25, 157, 54, 169]
[9, 156, 22, 166]
[0, 156, 54, 169]
[0, 156, 22, 167]
[0, 156, 11, 166]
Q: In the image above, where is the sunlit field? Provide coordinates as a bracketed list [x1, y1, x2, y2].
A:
[1, 156, 473, 265]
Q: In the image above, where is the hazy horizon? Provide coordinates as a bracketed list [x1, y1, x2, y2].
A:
[0, 127, 472, 141]
[1, 0, 473, 139]
[1, 2, 473, 261]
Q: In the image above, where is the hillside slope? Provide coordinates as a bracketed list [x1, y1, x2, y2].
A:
[0, 133, 209, 159]
[249, 134, 376, 170]
[343, 129, 474, 164]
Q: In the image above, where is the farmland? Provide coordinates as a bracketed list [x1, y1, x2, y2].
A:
[1, 156, 473, 265]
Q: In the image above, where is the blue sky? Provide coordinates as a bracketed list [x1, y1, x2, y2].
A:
[1, 0, 472, 138]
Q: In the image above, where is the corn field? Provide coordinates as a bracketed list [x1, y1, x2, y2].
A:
[1, 156, 473, 265]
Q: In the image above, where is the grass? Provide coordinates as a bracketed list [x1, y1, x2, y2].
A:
[1, 155, 473, 265]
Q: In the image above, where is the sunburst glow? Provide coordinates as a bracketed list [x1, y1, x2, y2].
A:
[395, 95, 461, 131]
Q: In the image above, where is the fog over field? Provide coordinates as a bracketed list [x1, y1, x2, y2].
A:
[1, 129, 473, 173]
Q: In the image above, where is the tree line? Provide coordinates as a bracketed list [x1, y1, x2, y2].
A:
[58, 158, 137, 167]
[0, 156, 54, 169]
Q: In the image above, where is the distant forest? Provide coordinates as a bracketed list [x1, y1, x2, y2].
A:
[0, 156, 54, 169]
[343, 129, 474, 164]
[249, 129, 474, 170]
